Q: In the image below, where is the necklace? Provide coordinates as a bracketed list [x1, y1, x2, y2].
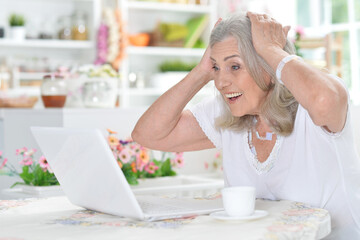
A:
[247, 130, 282, 174]
[255, 131, 273, 141]
[252, 117, 274, 141]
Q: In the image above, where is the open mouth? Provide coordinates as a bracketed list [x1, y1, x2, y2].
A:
[225, 92, 243, 102]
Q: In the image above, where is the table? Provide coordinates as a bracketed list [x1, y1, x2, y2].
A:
[0, 196, 331, 240]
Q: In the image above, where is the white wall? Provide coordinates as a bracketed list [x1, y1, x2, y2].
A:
[351, 105, 360, 157]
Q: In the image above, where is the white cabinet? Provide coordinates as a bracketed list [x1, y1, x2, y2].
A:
[118, 0, 217, 107]
[0, 0, 217, 108]
[0, 0, 101, 95]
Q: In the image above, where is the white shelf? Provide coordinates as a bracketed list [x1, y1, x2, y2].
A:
[127, 1, 212, 13]
[18, 72, 50, 81]
[0, 39, 94, 49]
[2, 87, 40, 97]
[127, 46, 205, 57]
[125, 87, 214, 96]
[127, 88, 165, 96]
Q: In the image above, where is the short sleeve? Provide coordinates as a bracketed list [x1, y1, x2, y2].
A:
[319, 74, 351, 137]
[188, 95, 223, 149]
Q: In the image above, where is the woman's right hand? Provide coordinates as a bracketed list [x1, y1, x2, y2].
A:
[194, 18, 222, 83]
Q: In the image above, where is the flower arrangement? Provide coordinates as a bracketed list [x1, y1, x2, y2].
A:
[0, 148, 59, 188]
[294, 25, 305, 57]
[107, 129, 184, 185]
[204, 151, 222, 172]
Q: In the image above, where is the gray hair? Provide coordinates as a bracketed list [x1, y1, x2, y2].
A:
[210, 13, 298, 136]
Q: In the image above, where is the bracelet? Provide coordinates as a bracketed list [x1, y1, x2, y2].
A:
[276, 55, 303, 85]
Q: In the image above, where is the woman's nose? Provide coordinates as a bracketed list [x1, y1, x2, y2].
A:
[215, 72, 232, 90]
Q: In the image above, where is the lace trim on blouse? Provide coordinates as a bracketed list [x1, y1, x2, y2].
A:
[243, 131, 284, 175]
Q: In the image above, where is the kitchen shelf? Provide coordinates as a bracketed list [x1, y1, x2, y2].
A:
[127, 1, 213, 13]
[18, 72, 50, 81]
[125, 86, 215, 96]
[3, 87, 40, 97]
[0, 39, 94, 49]
[127, 46, 205, 57]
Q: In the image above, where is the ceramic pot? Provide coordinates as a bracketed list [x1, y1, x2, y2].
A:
[10, 26, 26, 41]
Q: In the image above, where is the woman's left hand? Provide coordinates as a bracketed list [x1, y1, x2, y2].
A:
[247, 11, 290, 58]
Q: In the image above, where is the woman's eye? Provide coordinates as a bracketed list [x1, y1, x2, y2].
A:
[213, 65, 219, 71]
[232, 65, 240, 70]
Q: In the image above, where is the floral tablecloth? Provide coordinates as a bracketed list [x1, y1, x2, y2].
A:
[0, 196, 330, 240]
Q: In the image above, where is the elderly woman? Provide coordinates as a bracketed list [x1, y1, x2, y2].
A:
[132, 12, 360, 238]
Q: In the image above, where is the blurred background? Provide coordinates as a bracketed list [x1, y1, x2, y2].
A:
[0, 0, 359, 109]
[0, 0, 359, 198]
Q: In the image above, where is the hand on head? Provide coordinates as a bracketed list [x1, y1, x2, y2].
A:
[246, 11, 290, 58]
[195, 17, 223, 82]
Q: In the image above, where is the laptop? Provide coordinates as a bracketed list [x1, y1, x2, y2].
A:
[31, 127, 223, 221]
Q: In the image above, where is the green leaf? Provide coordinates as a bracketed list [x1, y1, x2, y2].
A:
[10, 182, 26, 188]
[122, 163, 138, 185]
[19, 166, 33, 185]
[160, 158, 172, 177]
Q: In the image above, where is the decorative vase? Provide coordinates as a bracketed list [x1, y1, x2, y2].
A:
[10, 26, 26, 41]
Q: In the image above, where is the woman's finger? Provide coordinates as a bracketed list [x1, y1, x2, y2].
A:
[283, 26, 291, 36]
[214, 18, 222, 27]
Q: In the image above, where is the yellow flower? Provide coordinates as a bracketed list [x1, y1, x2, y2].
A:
[108, 135, 119, 147]
[117, 161, 123, 168]
[131, 162, 137, 173]
[107, 129, 117, 134]
[139, 150, 149, 164]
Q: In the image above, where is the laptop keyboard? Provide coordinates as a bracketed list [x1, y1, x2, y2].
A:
[138, 200, 190, 214]
[136, 195, 223, 215]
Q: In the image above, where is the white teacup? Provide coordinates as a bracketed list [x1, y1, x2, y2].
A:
[221, 186, 256, 217]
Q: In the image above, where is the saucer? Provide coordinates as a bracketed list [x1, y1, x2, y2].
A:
[210, 210, 268, 221]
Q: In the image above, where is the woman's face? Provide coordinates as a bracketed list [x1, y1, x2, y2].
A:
[211, 36, 269, 117]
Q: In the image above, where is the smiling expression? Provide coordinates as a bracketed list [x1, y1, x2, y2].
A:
[211, 36, 270, 117]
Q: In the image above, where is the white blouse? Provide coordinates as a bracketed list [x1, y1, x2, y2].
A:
[189, 92, 360, 239]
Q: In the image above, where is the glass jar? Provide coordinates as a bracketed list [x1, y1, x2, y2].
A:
[72, 11, 88, 41]
[41, 74, 67, 108]
[82, 81, 116, 108]
[58, 16, 72, 40]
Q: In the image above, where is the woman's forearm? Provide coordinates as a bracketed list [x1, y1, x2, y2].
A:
[262, 47, 348, 132]
[132, 66, 211, 145]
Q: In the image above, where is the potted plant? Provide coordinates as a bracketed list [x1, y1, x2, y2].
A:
[149, 60, 197, 90]
[0, 148, 62, 197]
[8, 13, 26, 40]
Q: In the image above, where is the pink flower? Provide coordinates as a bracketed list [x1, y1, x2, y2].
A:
[24, 149, 37, 157]
[204, 161, 209, 170]
[16, 147, 28, 155]
[215, 152, 221, 158]
[0, 158, 8, 169]
[118, 149, 131, 164]
[131, 144, 141, 155]
[116, 144, 123, 152]
[144, 162, 159, 174]
[39, 156, 49, 168]
[295, 26, 305, 36]
[136, 158, 146, 171]
[0, 151, 2, 157]
[172, 153, 184, 168]
[20, 157, 33, 166]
